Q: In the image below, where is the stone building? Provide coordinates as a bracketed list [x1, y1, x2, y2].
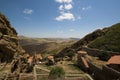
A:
[35, 53, 43, 64]
[107, 55, 120, 72]
[47, 55, 55, 65]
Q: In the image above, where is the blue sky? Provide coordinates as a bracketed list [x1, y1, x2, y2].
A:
[0, 0, 120, 38]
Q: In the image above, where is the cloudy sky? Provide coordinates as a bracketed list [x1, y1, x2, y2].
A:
[0, 0, 120, 38]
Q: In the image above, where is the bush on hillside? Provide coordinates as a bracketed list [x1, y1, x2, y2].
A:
[67, 52, 75, 59]
[98, 52, 110, 61]
[48, 66, 65, 80]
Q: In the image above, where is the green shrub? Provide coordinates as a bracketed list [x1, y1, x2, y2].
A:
[98, 52, 110, 61]
[49, 66, 65, 79]
[67, 52, 75, 58]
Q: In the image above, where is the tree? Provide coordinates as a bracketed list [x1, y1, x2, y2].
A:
[98, 52, 110, 61]
[48, 66, 65, 80]
[67, 52, 75, 59]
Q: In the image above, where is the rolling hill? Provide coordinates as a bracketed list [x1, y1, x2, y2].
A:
[19, 36, 78, 56]
[88, 23, 120, 52]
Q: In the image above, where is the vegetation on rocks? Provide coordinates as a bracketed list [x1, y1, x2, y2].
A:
[98, 52, 111, 61]
[88, 23, 120, 52]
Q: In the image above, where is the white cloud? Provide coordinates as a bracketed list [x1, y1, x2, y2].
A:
[69, 29, 75, 32]
[82, 6, 91, 10]
[59, 4, 73, 10]
[59, 5, 64, 10]
[23, 9, 33, 14]
[64, 4, 73, 10]
[55, 0, 74, 21]
[56, 0, 72, 3]
[55, 12, 75, 21]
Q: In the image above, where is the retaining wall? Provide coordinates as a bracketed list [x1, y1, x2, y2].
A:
[102, 65, 120, 80]
[87, 61, 105, 80]
[82, 47, 120, 57]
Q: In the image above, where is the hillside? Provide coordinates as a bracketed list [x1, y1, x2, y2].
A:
[88, 23, 120, 52]
[57, 23, 120, 57]
[19, 36, 78, 56]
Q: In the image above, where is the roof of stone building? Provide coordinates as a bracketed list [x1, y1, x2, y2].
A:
[47, 56, 54, 60]
[77, 50, 87, 55]
[35, 54, 42, 60]
[107, 55, 120, 65]
[81, 57, 89, 68]
[24, 53, 30, 58]
[28, 56, 33, 63]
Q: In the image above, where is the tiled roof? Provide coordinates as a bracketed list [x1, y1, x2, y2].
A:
[24, 53, 30, 58]
[77, 50, 87, 55]
[81, 57, 89, 68]
[107, 55, 120, 65]
[47, 56, 54, 60]
[28, 56, 33, 63]
[36, 54, 42, 59]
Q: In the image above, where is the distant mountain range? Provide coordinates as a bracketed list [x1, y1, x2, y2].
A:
[19, 36, 78, 56]
[19, 36, 79, 45]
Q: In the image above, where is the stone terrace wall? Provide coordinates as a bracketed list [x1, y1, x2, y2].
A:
[102, 65, 120, 80]
[77, 47, 120, 80]
[77, 55, 88, 72]
[82, 47, 100, 57]
[82, 47, 120, 57]
[87, 61, 105, 80]
[83, 60, 120, 80]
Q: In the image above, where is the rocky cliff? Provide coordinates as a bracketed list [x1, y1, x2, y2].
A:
[0, 13, 24, 63]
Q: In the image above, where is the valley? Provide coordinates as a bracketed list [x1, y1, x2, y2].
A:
[19, 36, 78, 56]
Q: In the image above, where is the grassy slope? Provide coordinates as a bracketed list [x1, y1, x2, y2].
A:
[88, 23, 120, 52]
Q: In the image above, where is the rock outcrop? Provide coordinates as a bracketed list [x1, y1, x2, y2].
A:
[0, 13, 24, 63]
[0, 13, 31, 80]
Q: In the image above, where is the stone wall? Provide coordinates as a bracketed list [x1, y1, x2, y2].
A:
[102, 65, 120, 80]
[77, 51, 120, 80]
[82, 47, 100, 57]
[77, 55, 89, 72]
[86, 60, 120, 80]
[82, 47, 120, 57]
[87, 61, 105, 80]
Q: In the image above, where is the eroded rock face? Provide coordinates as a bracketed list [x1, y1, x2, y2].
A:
[0, 13, 24, 63]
